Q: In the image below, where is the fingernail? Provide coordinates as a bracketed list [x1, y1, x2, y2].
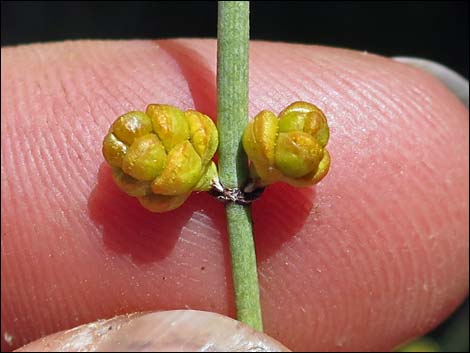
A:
[16, 310, 290, 352]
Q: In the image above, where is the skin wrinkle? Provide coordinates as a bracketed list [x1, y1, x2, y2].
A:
[46, 56, 101, 203]
[410, 190, 446, 326]
[252, 51, 324, 111]
[95, 46, 167, 111]
[1, 40, 469, 352]
[286, 237, 346, 344]
[101, 53, 150, 109]
[325, 232, 363, 346]
[6, 50, 57, 341]
[372, 190, 419, 340]
[84, 47, 147, 116]
[1, 69, 23, 345]
[406, 66, 464, 322]
[328, 57, 464, 332]
[362, 69, 441, 136]
[39, 68, 102, 330]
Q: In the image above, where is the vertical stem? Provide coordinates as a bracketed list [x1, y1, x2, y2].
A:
[217, 1, 263, 331]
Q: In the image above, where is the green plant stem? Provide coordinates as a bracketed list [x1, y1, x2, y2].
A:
[217, 1, 263, 331]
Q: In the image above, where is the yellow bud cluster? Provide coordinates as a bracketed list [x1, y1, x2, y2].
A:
[242, 101, 330, 187]
[103, 105, 218, 212]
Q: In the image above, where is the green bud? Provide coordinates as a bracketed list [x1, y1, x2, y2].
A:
[151, 141, 202, 196]
[102, 105, 219, 212]
[279, 101, 329, 147]
[186, 110, 219, 165]
[137, 193, 190, 213]
[122, 134, 167, 181]
[242, 110, 281, 185]
[111, 111, 153, 146]
[275, 132, 323, 178]
[242, 101, 331, 188]
[102, 133, 127, 168]
[112, 168, 151, 197]
[146, 104, 190, 151]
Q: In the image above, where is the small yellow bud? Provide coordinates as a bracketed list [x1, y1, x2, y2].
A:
[122, 134, 167, 181]
[146, 104, 190, 151]
[103, 104, 219, 212]
[242, 101, 330, 187]
[137, 193, 190, 213]
[151, 141, 202, 196]
[112, 111, 153, 146]
[102, 133, 127, 168]
[279, 101, 329, 147]
[186, 110, 219, 165]
[111, 168, 151, 197]
[275, 131, 323, 178]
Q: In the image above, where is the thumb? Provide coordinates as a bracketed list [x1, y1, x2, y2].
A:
[15, 310, 289, 352]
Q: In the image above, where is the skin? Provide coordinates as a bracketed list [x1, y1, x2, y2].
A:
[1, 39, 468, 352]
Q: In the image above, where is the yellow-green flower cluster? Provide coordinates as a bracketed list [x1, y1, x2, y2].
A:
[103, 104, 218, 212]
[242, 101, 330, 187]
